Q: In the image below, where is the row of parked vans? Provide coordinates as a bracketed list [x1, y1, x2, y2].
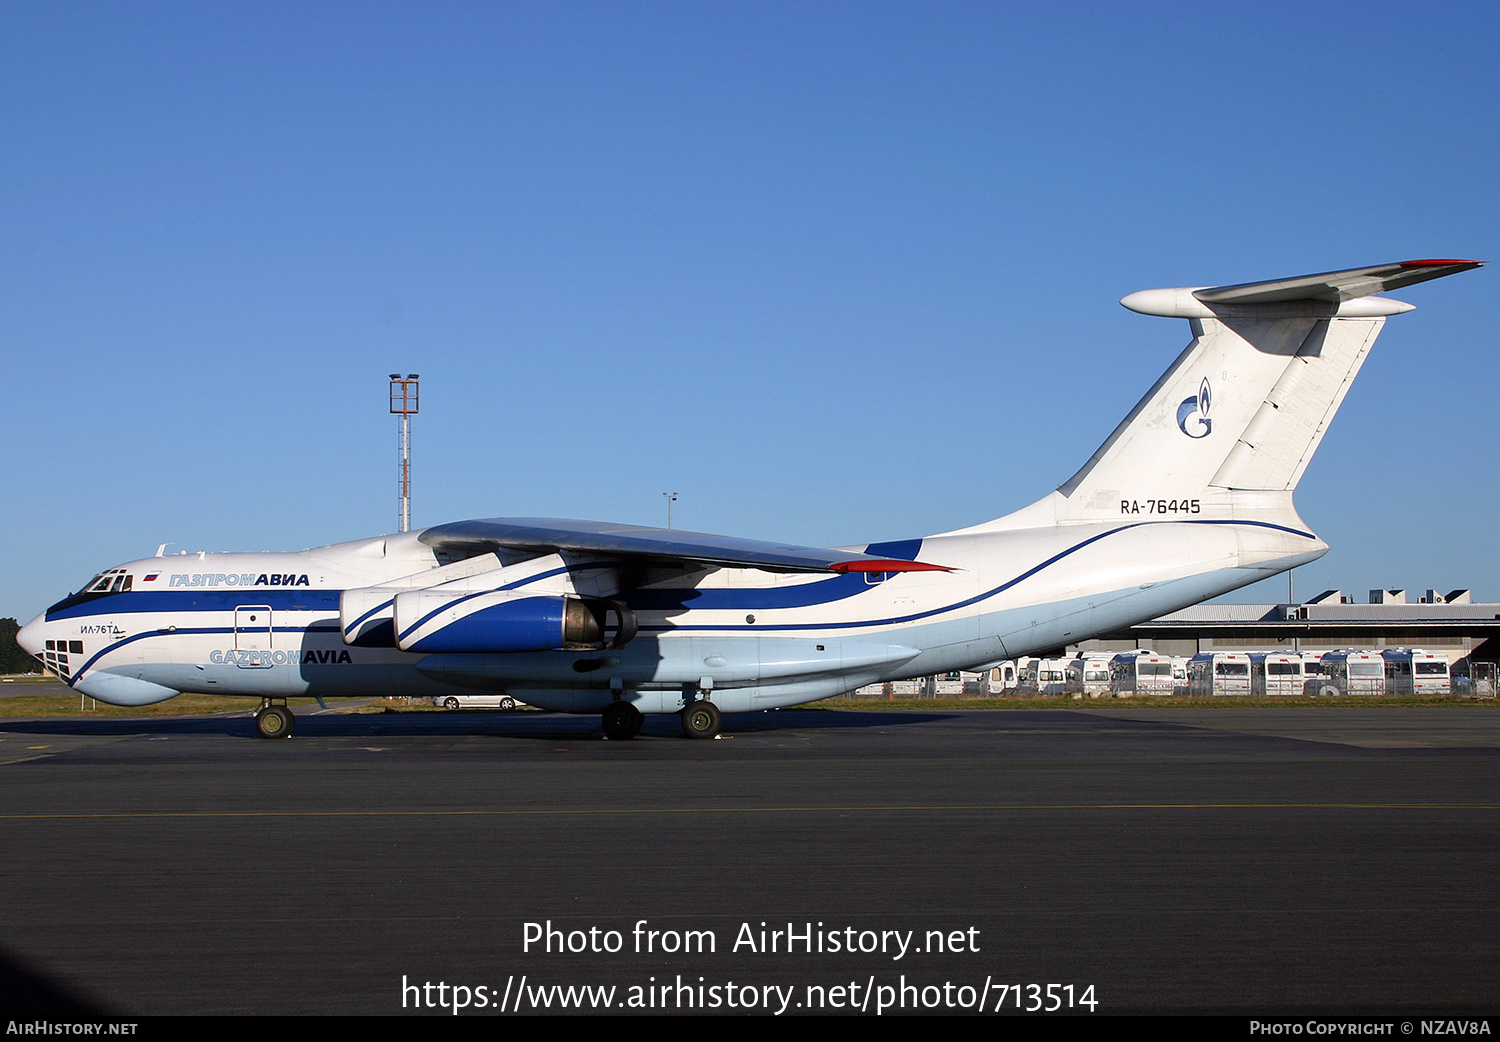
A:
[975, 648, 1459, 698]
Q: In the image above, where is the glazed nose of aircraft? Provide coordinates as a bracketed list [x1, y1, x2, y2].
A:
[16, 614, 45, 660]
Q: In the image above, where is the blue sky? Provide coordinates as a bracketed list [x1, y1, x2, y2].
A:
[2, 1, 1495, 619]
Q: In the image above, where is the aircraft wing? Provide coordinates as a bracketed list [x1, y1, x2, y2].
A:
[1194, 258, 1482, 305]
[418, 517, 951, 574]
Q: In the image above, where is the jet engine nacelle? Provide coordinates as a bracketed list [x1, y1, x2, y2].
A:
[340, 586, 398, 647]
[392, 588, 637, 654]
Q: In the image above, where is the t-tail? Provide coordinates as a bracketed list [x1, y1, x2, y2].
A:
[966, 259, 1482, 533]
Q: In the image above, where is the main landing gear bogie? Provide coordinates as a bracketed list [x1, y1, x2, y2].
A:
[599, 700, 724, 739]
[601, 701, 644, 741]
[254, 700, 295, 739]
[680, 699, 722, 740]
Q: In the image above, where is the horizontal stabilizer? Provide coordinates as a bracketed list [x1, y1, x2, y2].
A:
[1194, 259, 1482, 305]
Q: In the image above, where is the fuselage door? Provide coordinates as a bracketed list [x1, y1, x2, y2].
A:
[235, 606, 273, 651]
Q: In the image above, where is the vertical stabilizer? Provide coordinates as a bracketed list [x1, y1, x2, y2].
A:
[958, 260, 1481, 533]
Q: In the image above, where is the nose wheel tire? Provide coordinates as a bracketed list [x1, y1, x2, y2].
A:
[255, 704, 295, 739]
[680, 700, 721, 739]
[602, 701, 644, 740]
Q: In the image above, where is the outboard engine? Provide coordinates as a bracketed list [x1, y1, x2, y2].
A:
[389, 588, 637, 653]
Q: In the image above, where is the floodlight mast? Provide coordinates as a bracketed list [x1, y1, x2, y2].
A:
[390, 374, 420, 532]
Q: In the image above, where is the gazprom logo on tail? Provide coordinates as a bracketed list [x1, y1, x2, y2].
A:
[1176, 378, 1213, 439]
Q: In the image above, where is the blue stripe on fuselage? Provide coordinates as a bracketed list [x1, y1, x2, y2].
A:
[46, 521, 1312, 640]
[46, 588, 341, 621]
[636, 519, 1316, 631]
[621, 538, 926, 612]
[626, 571, 869, 612]
[864, 538, 923, 561]
[65, 623, 340, 684]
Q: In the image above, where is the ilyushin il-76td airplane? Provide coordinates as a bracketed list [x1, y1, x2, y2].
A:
[18, 260, 1482, 740]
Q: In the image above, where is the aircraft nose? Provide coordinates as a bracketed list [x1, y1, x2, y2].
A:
[16, 614, 46, 660]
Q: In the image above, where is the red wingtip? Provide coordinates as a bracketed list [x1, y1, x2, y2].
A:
[1400, 258, 1483, 267]
[831, 559, 954, 573]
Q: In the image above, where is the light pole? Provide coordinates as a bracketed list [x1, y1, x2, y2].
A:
[663, 491, 678, 529]
[390, 374, 420, 532]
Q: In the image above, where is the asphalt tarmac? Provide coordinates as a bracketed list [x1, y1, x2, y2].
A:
[2, 705, 1498, 1016]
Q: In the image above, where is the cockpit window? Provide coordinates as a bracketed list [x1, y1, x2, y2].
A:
[83, 569, 132, 594]
[48, 568, 133, 616]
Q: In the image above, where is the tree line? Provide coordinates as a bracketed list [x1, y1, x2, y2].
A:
[0, 618, 41, 673]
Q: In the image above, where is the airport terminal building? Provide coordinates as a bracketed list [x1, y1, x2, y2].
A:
[1062, 589, 1498, 669]
[851, 588, 1500, 699]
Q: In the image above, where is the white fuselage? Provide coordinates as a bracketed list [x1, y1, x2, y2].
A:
[19, 511, 1324, 715]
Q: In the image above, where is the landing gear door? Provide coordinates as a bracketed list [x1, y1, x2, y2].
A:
[235, 606, 273, 651]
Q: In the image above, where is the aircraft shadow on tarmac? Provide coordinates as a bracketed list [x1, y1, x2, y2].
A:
[0, 707, 1003, 742]
[0, 946, 113, 1017]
